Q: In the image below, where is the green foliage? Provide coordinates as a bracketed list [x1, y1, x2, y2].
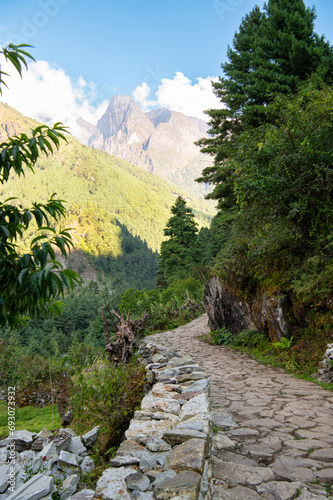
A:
[158, 196, 200, 285]
[0, 336, 65, 394]
[119, 277, 204, 332]
[0, 103, 213, 260]
[70, 357, 145, 458]
[0, 44, 81, 328]
[197, 0, 333, 208]
[0, 44, 35, 93]
[0, 401, 61, 438]
[210, 327, 233, 346]
[213, 82, 333, 308]
[90, 221, 159, 291]
[210, 328, 267, 348]
[273, 337, 294, 350]
[232, 330, 269, 349]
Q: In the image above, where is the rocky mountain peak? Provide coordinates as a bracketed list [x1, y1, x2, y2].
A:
[88, 95, 212, 198]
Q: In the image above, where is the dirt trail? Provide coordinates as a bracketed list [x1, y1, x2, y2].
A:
[147, 314, 333, 499]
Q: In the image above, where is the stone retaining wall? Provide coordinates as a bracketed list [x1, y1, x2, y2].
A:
[94, 340, 213, 499]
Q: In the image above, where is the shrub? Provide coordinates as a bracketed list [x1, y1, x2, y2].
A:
[70, 356, 145, 458]
[211, 327, 234, 345]
[232, 329, 269, 348]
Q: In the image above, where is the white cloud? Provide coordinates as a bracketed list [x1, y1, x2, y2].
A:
[0, 59, 108, 138]
[133, 72, 224, 121]
[133, 82, 151, 108]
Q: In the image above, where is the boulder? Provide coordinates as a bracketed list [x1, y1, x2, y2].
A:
[94, 467, 134, 500]
[48, 433, 71, 453]
[204, 275, 296, 341]
[81, 427, 100, 448]
[59, 474, 80, 499]
[146, 438, 171, 453]
[0, 431, 35, 452]
[38, 442, 58, 465]
[6, 473, 53, 500]
[203, 276, 255, 334]
[162, 428, 207, 446]
[57, 451, 80, 475]
[151, 470, 177, 487]
[163, 438, 207, 474]
[35, 428, 52, 440]
[139, 449, 168, 470]
[66, 437, 87, 456]
[125, 472, 150, 491]
[80, 456, 95, 476]
[0, 464, 9, 493]
[68, 488, 95, 499]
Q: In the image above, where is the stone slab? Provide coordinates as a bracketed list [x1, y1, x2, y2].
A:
[153, 471, 201, 500]
[163, 438, 206, 474]
[214, 458, 274, 486]
[94, 467, 134, 500]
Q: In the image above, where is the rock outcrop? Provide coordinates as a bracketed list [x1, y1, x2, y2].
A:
[204, 275, 295, 342]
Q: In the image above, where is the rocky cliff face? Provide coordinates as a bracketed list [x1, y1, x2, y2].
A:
[204, 276, 296, 342]
[88, 95, 212, 199]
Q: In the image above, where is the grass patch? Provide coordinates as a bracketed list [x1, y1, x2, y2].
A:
[0, 401, 61, 439]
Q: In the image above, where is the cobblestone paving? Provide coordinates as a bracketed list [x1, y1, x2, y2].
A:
[147, 314, 333, 499]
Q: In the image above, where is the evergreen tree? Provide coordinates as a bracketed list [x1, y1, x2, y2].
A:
[197, 0, 333, 208]
[158, 197, 198, 285]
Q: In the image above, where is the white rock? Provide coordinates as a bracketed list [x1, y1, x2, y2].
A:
[6, 473, 53, 500]
[58, 429, 76, 438]
[66, 437, 86, 456]
[35, 429, 52, 440]
[181, 379, 210, 393]
[125, 420, 173, 444]
[38, 443, 58, 465]
[0, 464, 9, 493]
[0, 450, 7, 466]
[60, 474, 80, 499]
[0, 431, 35, 451]
[57, 451, 80, 474]
[95, 467, 135, 500]
[213, 433, 236, 450]
[180, 394, 209, 420]
[69, 488, 95, 499]
[80, 457, 95, 476]
[141, 394, 180, 416]
[81, 427, 100, 448]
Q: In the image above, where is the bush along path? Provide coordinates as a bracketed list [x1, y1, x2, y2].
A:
[147, 314, 333, 500]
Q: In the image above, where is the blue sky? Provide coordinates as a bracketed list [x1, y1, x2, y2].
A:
[1, 0, 332, 131]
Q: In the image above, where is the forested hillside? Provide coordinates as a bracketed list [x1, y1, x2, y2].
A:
[195, 0, 333, 375]
[0, 102, 213, 289]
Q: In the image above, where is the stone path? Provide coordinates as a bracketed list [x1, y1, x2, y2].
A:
[147, 314, 333, 499]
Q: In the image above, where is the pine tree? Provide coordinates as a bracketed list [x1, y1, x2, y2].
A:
[158, 197, 198, 285]
[197, 0, 333, 208]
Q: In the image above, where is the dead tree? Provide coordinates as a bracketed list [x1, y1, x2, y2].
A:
[101, 307, 138, 364]
[127, 311, 151, 343]
[181, 290, 203, 319]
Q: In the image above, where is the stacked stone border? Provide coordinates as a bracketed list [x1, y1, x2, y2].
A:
[94, 340, 213, 499]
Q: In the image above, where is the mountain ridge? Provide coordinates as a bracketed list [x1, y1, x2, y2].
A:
[0, 102, 214, 285]
[85, 95, 212, 199]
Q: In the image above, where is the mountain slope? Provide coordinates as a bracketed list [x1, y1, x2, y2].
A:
[88, 95, 213, 199]
[0, 103, 214, 283]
